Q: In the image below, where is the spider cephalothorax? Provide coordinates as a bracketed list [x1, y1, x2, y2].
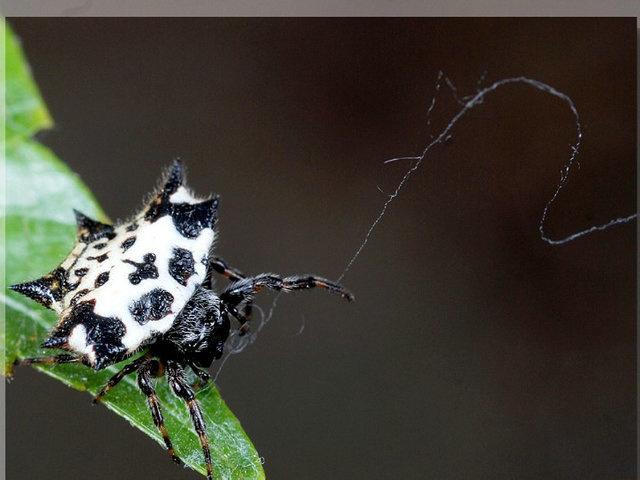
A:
[11, 160, 353, 479]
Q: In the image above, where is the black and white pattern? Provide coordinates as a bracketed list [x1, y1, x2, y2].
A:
[14, 162, 217, 368]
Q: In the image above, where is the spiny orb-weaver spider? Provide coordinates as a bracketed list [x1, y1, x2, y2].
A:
[11, 160, 354, 479]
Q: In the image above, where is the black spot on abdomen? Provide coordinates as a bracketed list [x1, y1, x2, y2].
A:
[129, 289, 174, 325]
[123, 253, 158, 285]
[121, 236, 136, 252]
[87, 253, 109, 263]
[74, 268, 88, 277]
[95, 271, 110, 288]
[169, 247, 195, 286]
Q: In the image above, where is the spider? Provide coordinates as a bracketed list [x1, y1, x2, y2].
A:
[10, 160, 353, 479]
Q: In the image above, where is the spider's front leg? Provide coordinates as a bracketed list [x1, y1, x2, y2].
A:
[220, 273, 355, 306]
[219, 273, 353, 335]
[209, 257, 246, 282]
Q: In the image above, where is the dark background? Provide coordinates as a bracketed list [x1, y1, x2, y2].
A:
[6, 18, 636, 480]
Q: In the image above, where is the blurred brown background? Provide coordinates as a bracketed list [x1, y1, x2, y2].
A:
[6, 18, 636, 480]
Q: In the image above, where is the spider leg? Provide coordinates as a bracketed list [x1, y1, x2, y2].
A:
[14, 354, 80, 366]
[225, 303, 251, 336]
[188, 361, 211, 389]
[167, 360, 213, 480]
[138, 359, 182, 465]
[209, 257, 246, 281]
[220, 273, 355, 307]
[232, 301, 254, 335]
[93, 354, 149, 403]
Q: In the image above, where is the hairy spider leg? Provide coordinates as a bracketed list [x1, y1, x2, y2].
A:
[138, 359, 182, 465]
[14, 354, 80, 366]
[209, 257, 246, 281]
[167, 360, 214, 480]
[220, 273, 355, 306]
[92, 354, 150, 403]
[219, 273, 353, 337]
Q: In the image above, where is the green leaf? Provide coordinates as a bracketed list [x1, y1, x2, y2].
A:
[3, 20, 52, 143]
[1, 20, 265, 480]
